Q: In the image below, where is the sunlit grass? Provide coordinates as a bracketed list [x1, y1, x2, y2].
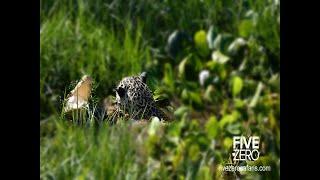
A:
[40, 0, 280, 179]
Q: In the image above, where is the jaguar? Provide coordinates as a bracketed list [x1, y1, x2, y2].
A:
[115, 72, 168, 121]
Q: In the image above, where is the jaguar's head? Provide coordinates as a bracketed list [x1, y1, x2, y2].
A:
[115, 86, 129, 107]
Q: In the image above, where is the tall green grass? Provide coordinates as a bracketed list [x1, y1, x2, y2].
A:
[41, 119, 138, 179]
[41, 0, 280, 179]
[40, 2, 153, 118]
[40, 0, 279, 118]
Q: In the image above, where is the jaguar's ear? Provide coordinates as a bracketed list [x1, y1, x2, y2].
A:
[140, 71, 147, 83]
[116, 87, 126, 97]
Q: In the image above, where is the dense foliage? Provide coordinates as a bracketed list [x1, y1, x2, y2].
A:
[40, 0, 280, 179]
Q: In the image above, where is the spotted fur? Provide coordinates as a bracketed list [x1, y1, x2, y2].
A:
[115, 72, 168, 121]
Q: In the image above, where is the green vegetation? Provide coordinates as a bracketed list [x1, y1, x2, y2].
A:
[41, 0, 280, 179]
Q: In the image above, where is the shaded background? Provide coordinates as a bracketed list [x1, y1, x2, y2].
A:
[40, 0, 280, 179]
